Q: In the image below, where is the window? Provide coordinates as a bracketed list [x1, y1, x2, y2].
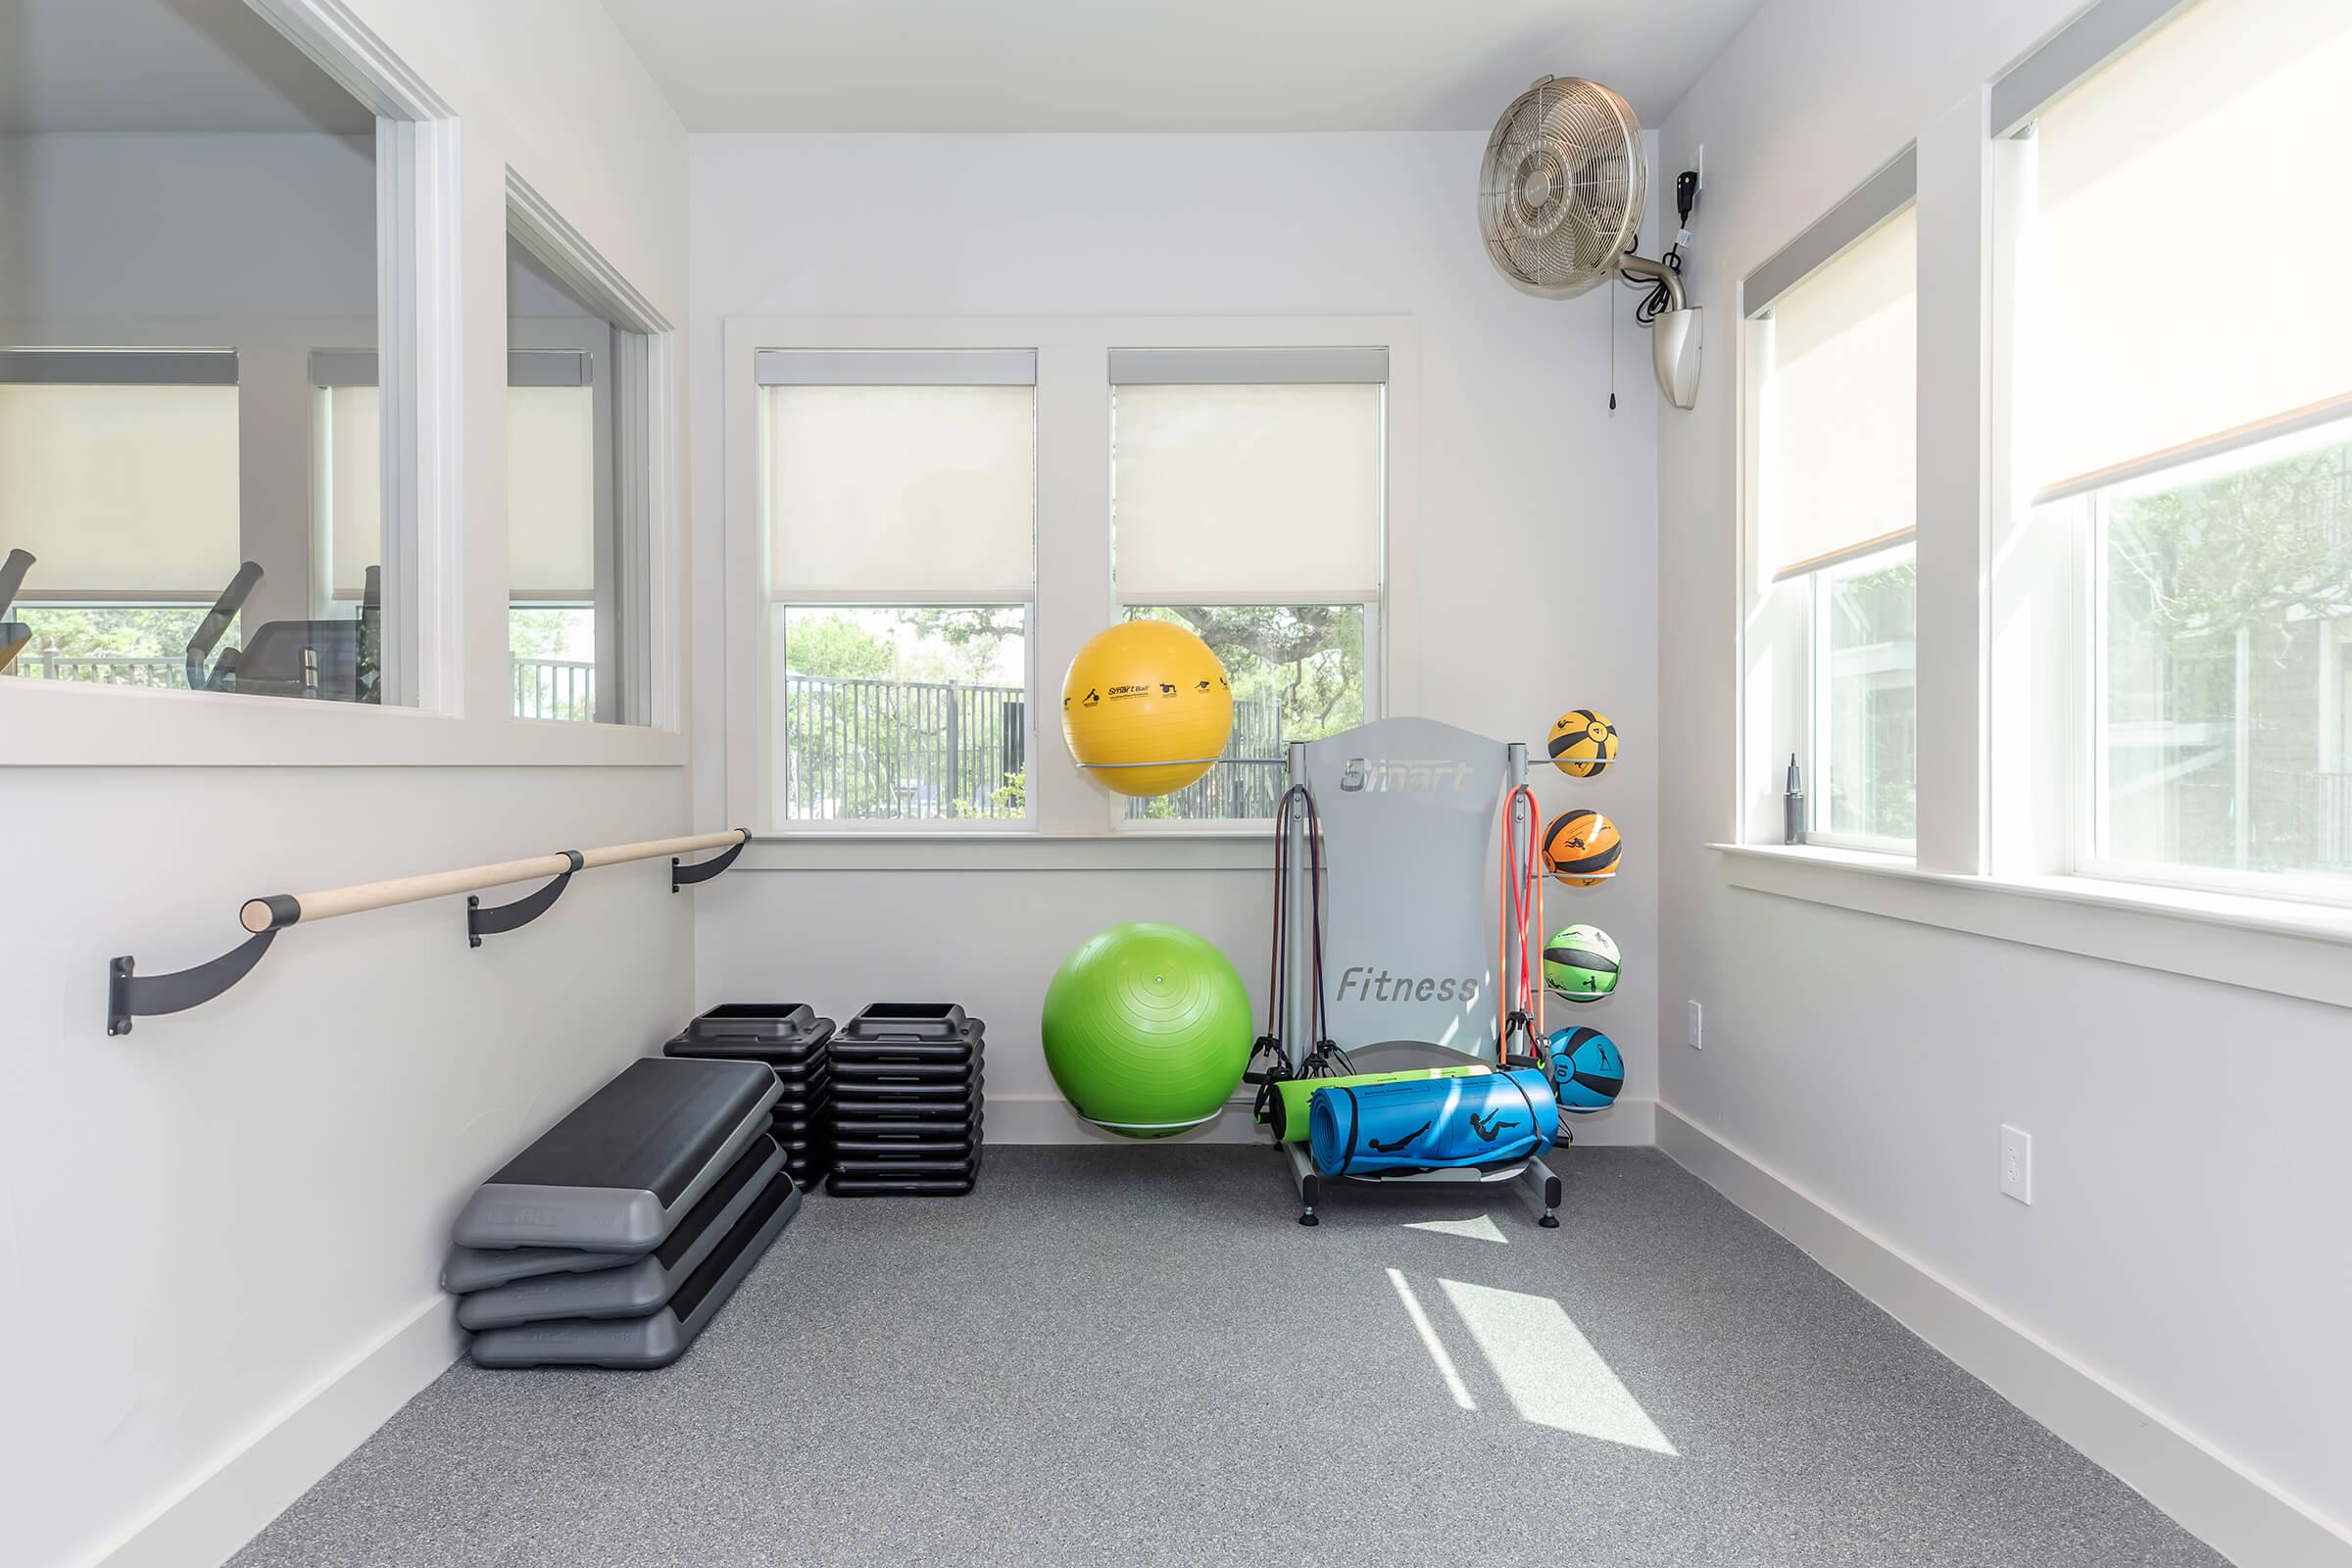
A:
[775, 607, 1028, 821]
[1746, 185, 1919, 852]
[1110, 350, 1386, 822]
[2006, 0, 2352, 896]
[0, 0, 401, 710]
[734, 321, 1404, 837]
[757, 351, 1037, 825]
[311, 280, 644, 726]
[0, 353, 240, 687]
[1814, 548, 1917, 844]
[505, 230, 653, 725]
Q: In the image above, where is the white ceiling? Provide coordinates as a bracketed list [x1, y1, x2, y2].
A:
[598, 0, 1768, 133]
[0, 0, 372, 135]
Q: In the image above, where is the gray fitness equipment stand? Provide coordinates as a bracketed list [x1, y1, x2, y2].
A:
[1273, 715, 1562, 1228]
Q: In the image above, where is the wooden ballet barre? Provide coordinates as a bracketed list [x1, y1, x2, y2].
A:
[240, 830, 748, 932]
[109, 828, 751, 1037]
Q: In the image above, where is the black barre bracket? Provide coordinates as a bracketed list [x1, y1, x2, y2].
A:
[107, 928, 280, 1038]
[467, 852, 583, 948]
[671, 829, 748, 892]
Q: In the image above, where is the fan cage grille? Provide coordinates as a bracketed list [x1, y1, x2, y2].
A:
[1479, 76, 1645, 298]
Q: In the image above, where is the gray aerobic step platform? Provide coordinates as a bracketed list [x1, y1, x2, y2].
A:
[456, 1135, 792, 1330]
[467, 1157, 800, 1368]
[451, 1057, 779, 1253]
[440, 1241, 634, 1296]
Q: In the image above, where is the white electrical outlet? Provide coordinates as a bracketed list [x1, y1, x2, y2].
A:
[2000, 1125, 2033, 1204]
[1687, 1000, 1703, 1050]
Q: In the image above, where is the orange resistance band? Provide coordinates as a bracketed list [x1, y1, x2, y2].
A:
[1497, 783, 1545, 1062]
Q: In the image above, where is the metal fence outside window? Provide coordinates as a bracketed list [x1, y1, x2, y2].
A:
[1126, 691, 1290, 820]
[781, 674, 1287, 822]
[4, 653, 184, 686]
[6, 649, 596, 724]
[782, 674, 1028, 820]
[513, 658, 595, 722]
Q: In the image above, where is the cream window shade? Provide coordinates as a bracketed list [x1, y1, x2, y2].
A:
[0, 382, 241, 598]
[315, 355, 597, 602]
[1760, 205, 1917, 580]
[1111, 381, 1383, 601]
[318, 383, 381, 601]
[2023, 0, 2352, 499]
[507, 384, 596, 602]
[760, 382, 1036, 600]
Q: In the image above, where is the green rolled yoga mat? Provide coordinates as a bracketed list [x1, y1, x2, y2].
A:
[1261, 1062, 1492, 1142]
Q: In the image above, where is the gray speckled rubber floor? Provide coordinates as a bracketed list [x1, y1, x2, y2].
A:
[231, 1147, 2223, 1568]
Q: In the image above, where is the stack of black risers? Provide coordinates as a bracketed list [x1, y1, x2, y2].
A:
[825, 1003, 985, 1196]
[664, 1004, 835, 1188]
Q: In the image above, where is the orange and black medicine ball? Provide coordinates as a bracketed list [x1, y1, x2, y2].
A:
[1546, 709, 1618, 777]
[1543, 808, 1622, 886]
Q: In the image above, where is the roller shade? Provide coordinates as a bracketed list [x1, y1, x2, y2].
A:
[761, 382, 1036, 599]
[1107, 346, 1388, 385]
[1759, 205, 1917, 580]
[313, 354, 598, 602]
[757, 348, 1034, 386]
[318, 383, 380, 600]
[0, 380, 241, 598]
[1111, 380, 1383, 601]
[2021, 0, 2352, 499]
[506, 385, 596, 601]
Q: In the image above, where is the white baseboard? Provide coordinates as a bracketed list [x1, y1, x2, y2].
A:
[1656, 1103, 2352, 1568]
[984, 1093, 1656, 1147]
[79, 1294, 462, 1568]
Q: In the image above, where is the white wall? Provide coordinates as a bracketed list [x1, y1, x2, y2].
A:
[688, 131, 1662, 1140]
[0, 132, 376, 320]
[0, 5, 694, 1566]
[1653, 1, 2352, 1561]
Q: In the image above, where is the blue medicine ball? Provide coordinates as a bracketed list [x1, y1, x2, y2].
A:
[1547, 1025, 1624, 1113]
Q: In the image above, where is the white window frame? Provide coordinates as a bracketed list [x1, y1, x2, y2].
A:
[1992, 0, 2352, 913]
[1719, 0, 2352, 1016]
[751, 346, 1040, 834]
[0, 7, 689, 769]
[1737, 155, 1921, 858]
[1108, 345, 1390, 833]
[1804, 540, 1918, 855]
[2061, 416, 2352, 911]
[721, 316, 1418, 840]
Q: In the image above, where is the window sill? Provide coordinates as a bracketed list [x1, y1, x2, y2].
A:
[745, 828, 1272, 873]
[1712, 842, 2352, 1011]
[1, 674, 688, 768]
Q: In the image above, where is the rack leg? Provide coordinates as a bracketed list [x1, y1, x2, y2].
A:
[1521, 1153, 1562, 1229]
[1283, 1141, 1321, 1226]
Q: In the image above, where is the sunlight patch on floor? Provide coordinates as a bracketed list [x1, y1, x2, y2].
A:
[1403, 1213, 1508, 1243]
[1438, 1277, 1678, 1455]
[1384, 1267, 1476, 1410]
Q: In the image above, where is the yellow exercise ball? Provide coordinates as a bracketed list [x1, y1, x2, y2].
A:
[1060, 620, 1234, 798]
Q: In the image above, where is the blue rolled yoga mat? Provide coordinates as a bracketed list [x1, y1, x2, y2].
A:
[1308, 1066, 1560, 1178]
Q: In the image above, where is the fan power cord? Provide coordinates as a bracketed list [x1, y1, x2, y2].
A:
[1623, 168, 1701, 326]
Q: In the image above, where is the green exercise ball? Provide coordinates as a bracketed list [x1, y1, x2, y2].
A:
[1040, 921, 1253, 1138]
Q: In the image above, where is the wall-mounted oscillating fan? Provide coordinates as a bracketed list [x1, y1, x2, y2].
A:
[1479, 75, 1701, 409]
